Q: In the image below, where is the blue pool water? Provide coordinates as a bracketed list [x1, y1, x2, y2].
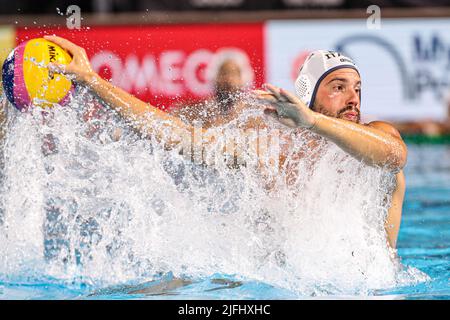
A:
[0, 143, 448, 300]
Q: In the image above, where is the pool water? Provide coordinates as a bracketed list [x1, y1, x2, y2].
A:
[0, 143, 448, 300]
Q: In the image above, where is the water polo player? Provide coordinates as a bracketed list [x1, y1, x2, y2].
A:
[43, 36, 407, 249]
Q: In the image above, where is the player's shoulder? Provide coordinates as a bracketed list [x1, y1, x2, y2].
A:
[367, 121, 403, 139]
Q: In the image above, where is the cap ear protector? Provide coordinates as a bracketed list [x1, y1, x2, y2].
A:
[294, 50, 360, 108]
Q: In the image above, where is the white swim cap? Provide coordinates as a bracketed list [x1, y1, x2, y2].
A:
[294, 50, 360, 108]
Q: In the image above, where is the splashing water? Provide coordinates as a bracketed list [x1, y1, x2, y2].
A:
[0, 89, 427, 297]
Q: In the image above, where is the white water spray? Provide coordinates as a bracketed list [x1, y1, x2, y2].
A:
[0, 90, 427, 296]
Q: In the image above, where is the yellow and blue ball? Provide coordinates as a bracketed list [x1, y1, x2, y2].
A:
[2, 38, 73, 111]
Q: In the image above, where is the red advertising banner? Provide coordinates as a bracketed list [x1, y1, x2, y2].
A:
[17, 24, 264, 111]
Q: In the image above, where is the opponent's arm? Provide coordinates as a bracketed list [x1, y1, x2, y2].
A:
[255, 84, 407, 172]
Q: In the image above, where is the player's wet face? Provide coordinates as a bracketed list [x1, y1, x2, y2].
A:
[313, 68, 361, 123]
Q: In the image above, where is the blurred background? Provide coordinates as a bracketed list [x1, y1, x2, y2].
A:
[1, 0, 450, 141]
